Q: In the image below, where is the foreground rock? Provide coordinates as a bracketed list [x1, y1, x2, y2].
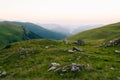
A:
[73, 46, 84, 52]
[77, 40, 85, 46]
[48, 63, 94, 73]
[0, 71, 7, 77]
[63, 39, 69, 44]
[68, 50, 74, 53]
[48, 63, 60, 71]
[104, 37, 120, 47]
[115, 50, 120, 54]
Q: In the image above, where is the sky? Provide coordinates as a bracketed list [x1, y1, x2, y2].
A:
[0, 0, 120, 25]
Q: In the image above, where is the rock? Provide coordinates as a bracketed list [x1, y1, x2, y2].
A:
[45, 46, 49, 49]
[0, 71, 7, 77]
[117, 77, 120, 80]
[19, 55, 25, 59]
[48, 63, 60, 72]
[70, 63, 80, 72]
[73, 46, 84, 52]
[104, 37, 120, 47]
[110, 67, 115, 70]
[77, 40, 85, 46]
[115, 50, 120, 54]
[48, 66, 57, 71]
[1, 71, 7, 76]
[50, 63, 60, 67]
[68, 50, 74, 53]
[63, 39, 69, 44]
[48, 63, 94, 73]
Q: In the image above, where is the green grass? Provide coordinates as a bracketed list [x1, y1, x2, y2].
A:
[68, 22, 120, 43]
[0, 39, 120, 80]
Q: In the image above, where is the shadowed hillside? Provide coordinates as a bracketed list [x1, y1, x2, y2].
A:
[10, 21, 67, 40]
[0, 22, 42, 47]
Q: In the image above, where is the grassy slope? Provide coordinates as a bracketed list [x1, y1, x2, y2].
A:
[0, 39, 120, 80]
[68, 22, 120, 42]
[0, 22, 24, 46]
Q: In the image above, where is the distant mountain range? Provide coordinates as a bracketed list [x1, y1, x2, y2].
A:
[9, 21, 67, 40]
[40, 24, 103, 35]
[40, 24, 71, 36]
[0, 21, 67, 46]
[0, 20, 104, 47]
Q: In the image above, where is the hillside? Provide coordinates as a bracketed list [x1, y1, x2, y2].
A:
[0, 39, 119, 80]
[0, 22, 41, 47]
[9, 21, 67, 40]
[0, 22, 24, 46]
[68, 22, 120, 42]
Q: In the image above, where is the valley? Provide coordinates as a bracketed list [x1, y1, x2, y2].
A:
[0, 22, 120, 80]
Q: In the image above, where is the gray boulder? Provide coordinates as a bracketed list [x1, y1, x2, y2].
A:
[115, 50, 120, 54]
[48, 63, 60, 72]
[73, 46, 84, 52]
[77, 40, 85, 46]
[68, 50, 74, 53]
[63, 39, 69, 44]
[105, 37, 120, 47]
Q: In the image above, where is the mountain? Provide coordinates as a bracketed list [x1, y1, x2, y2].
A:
[0, 22, 41, 46]
[10, 21, 67, 40]
[0, 22, 120, 80]
[40, 24, 71, 36]
[68, 22, 120, 42]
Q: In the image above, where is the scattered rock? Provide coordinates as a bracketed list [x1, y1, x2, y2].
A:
[68, 50, 74, 53]
[50, 63, 61, 67]
[73, 46, 84, 52]
[117, 77, 120, 80]
[48, 66, 57, 72]
[115, 50, 120, 54]
[77, 40, 85, 46]
[70, 63, 84, 72]
[63, 39, 69, 44]
[104, 37, 120, 47]
[45, 46, 49, 49]
[19, 55, 25, 59]
[48, 63, 60, 72]
[110, 67, 115, 70]
[1, 71, 7, 76]
[53, 63, 85, 73]
[0, 71, 7, 77]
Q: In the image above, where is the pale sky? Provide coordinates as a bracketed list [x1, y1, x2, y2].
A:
[0, 0, 120, 25]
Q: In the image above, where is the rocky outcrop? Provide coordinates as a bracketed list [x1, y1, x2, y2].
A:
[104, 37, 120, 47]
[48, 63, 94, 73]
